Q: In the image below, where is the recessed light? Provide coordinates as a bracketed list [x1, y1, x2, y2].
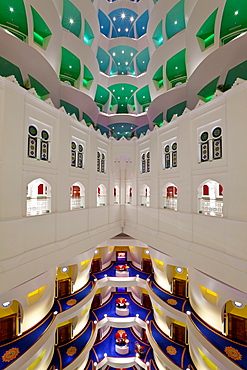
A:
[175, 66, 178, 69]
[130, 16, 134, 22]
[69, 65, 72, 68]
[235, 10, 239, 15]
[122, 125, 124, 127]
[121, 104, 123, 106]
[61, 266, 68, 273]
[113, 17, 116, 21]
[131, 126, 133, 129]
[100, 61, 103, 63]
[125, 28, 129, 32]
[122, 72, 124, 74]
[143, 96, 145, 98]
[143, 61, 145, 63]
[9, 7, 14, 12]
[2, 301, 11, 307]
[176, 267, 183, 273]
[118, 28, 121, 32]
[131, 90, 133, 92]
[122, 87, 124, 90]
[125, 62, 128, 65]
[101, 25, 104, 29]
[113, 89, 115, 92]
[145, 249, 150, 254]
[121, 13, 126, 19]
[100, 95, 102, 98]
[142, 26, 145, 30]
[234, 301, 243, 307]
[118, 62, 120, 65]
[69, 19, 74, 24]
[118, 97, 120, 99]
[94, 249, 99, 254]
[113, 52, 116, 56]
[122, 50, 124, 54]
[174, 20, 177, 24]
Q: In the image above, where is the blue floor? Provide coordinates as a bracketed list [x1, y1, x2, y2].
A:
[57, 281, 93, 312]
[191, 313, 247, 369]
[91, 292, 152, 322]
[92, 262, 152, 280]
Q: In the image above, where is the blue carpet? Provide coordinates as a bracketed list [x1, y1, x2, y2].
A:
[57, 281, 93, 312]
[91, 293, 152, 322]
[0, 312, 54, 369]
[150, 320, 193, 369]
[191, 313, 247, 369]
[93, 327, 150, 362]
[92, 262, 151, 280]
[56, 321, 93, 369]
[151, 281, 191, 312]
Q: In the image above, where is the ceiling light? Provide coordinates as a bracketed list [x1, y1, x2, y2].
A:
[113, 17, 116, 21]
[175, 66, 178, 69]
[118, 132, 120, 134]
[122, 125, 124, 127]
[100, 95, 102, 98]
[101, 26, 104, 29]
[122, 50, 124, 54]
[118, 97, 120, 99]
[142, 26, 145, 30]
[122, 87, 124, 90]
[130, 16, 134, 22]
[131, 90, 133, 92]
[125, 62, 128, 65]
[118, 62, 120, 65]
[69, 19, 74, 24]
[61, 266, 68, 273]
[121, 104, 123, 106]
[94, 249, 99, 254]
[143, 61, 145, 63]
[143, 96, 145, 98]
[130, 53, 133, 56]
[121, 13, 126, 19]
[122, 72, 124, 74]
[112, 126, 114, 129]
[69, 65, 72, 68]
[131, 126, 133, 129]
[176, 267, 183, 273]
[113, 52, 116, 56]
[234, 301, 243, 307]
[9, 7, 14, 12]
[235, 10, 239, 15]
[100, 61, 103, 63]
[118, 28, 121, 32]
[125, 28, 129, 32]
[174, 20, 178, 24]
[2, 301, 11, 307]
[113, 89, 115, 92]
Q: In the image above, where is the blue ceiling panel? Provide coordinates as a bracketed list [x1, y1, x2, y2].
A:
[98, 9, 110, 37]
[136, 10, 149, 38]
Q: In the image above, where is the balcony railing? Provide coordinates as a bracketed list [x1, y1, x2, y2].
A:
[163, 197, 177, 211]
[199, 198, 223, 217]
[71, 196, 85, 210]
[140, 196, 150, 207]
[26, 198, 51, 216]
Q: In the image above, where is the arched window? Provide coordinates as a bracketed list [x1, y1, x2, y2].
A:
[28, 125, 50, 161]
[198, 180, 223, 217]
[163, 183, 178, 210]
[164, 142, 177, 169]
[199, 127, 222, 163]
[70, 183, 85, 210]
[97, 151, 101, 172]
[126, 186, 132, 204]
[97, 184, 107, 206]
[114, 186, 119, 204]
[71, 142, 84, 168]
[97, 151, 106, 173]
[140, 184, 150, 207]
[101, 153, 106, 173]
[26, 179, 51, 216]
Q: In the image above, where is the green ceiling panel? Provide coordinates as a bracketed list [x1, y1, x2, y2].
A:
[28, 75, 50, 98]
[83, 65, 94, 89]
[166, 0, 185, 39]
[166, 49, 187, 87]
[225, 60, 247, 87]
[31, 7, 52, 48]
[62, 0, 81, 38]
[109, 45, 137, 76]
[60, 47, 81, 85]
[97, 47, 110, 73]
[197, 76, 220, 102]
[152, 21, 163, 48]
[0, 57, 23, 86]
[60, 100, 79, 119]
[0, 0, 28, 41]
[94, 85, 109, 106]
[197, 9, 218, 50]
[153, 112, 163, 126]
[136, 85, 151, 106]
[109, 83, 137, 114]
[166, 101, 186, 122]
[153, 66, 163, 89]
[84, 19, 94, 46]
[220, 0, 247, 44]
[83, 112, 94, 126]
[136, 48, 150, 74]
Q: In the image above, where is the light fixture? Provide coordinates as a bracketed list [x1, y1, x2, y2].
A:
[121, 125, 124, 127]
[125, 28, 129, 32]
[61, 266, 68, 273]
[100, 61, 103, 64]
[121, 104, 123, 106]
[104, 353, 107, 357]
[130, 53, 133, 56]
[130, 126, 133, 129]
[186, 310, 191, 315]
[174, 20, 178, 24]
[112, 126, 114, 129]
[143, 61, 145, 63]
[131, 90, 133, 92]
[125, 62, 128, 65]
[118, 62, 120, 65]
[122, 72, 124, 74]
[101, 25, 104, 29]
[9, 7, 14, 12]
[2, 301, 11, 307]
[235, 10, 239, 15]
[118, 28, 121, 32]
[113, 89, 115, 92]
[104, 314, 107, 317]
[94, 362, 97, 366]
[69, 19, 74, 24]
[94, 278, 97, 282]
[121, 13, 126, 19]
[122, 50, 125, 54]
[69, 65, 72, 69]
[104, 274, 107, 277]
[176, 267, 183, 273]
[147, 278, 150, 282]
[142, 26, 145, 30]
[118, 97, 120, 99]
[113, 17, 116, 21]
[145, 249, 150, 254]
[130, 16, 134, 22]
[136, 314, 139, 317]
[113, 52, 116, 56]
[122, 87, 124, 90]
[234, 301, 243, 307]
[94, 320, 97, 324]
[146, 320, 149, 324]
[175, 66, 178, 69]
[143, 96, 145, 98]
[54, 310, 58, 315]
[94, 249, 99, 254]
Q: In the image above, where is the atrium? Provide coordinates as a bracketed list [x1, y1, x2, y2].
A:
[0, 0, 247, 369]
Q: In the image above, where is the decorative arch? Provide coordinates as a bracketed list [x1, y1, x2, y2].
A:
[140, 184, 150, 207]
[198, 180, 223, 217]
[126, 185, 132, 204]
[26, 178, 51, 216]
[97, 184, 107, 206]
[162, 183, 178, 210]
[114, 185, 119, 204]
[70, 182, 85, 210]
